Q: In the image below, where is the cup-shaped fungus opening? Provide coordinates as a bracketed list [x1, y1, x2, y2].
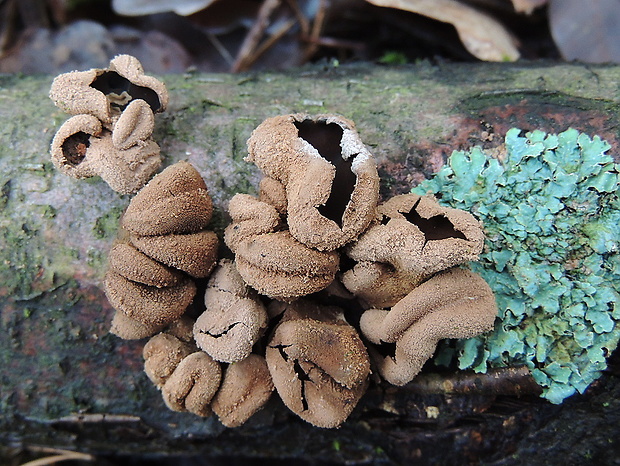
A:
[50, 114, 103, 178]
[122, 161, 214, 236]
[246, 114, 379, 251]
[360, 268, 497, 386]
[49, 54, 168, 124]
[294, 119, 354, 228]
[343, 194, 485, 308]
[265, 300, 370, 428]
[90, 70, 161, 115]
[211, 354, 274, 428]
[193, 260, 268, 363]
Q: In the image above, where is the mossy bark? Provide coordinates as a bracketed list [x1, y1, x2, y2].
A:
[2, 62, 620, 465]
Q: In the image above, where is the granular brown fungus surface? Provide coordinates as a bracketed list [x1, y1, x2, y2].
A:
[162, 351, 222, 417]
[361, 268, 497, 386]
[193, 260, 268, 363]
[266, 300, 370, 428]
[130, 230, 219, 278]
[122, 161, 214, 236]
[104, 270, 196, 327]
[107, 242, 184, 288]
[143, 333, 197, 387]
[246, 113, 380, 251]
[342, 193, 485, 308]
[211, 354, 274, 428]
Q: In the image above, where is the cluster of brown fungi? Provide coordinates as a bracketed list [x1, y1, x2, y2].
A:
[49, 55, 167, 194]
[50, 57, 497, 429]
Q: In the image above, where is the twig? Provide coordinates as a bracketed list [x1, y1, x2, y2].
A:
[232, 0, 282, 72]
[20, 447, 94, 466]
[406, 366, 542, 396]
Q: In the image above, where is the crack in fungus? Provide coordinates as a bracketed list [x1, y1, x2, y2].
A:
[294, 120, 357, 227]
[201, 321, 242, 338]
[403, 198, 467, 244]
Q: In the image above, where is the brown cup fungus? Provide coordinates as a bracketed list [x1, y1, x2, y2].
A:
[49, 54, 168, 125]
[104, 162, 218, 339]
[225, 194, 339, 301]
[194, 260, 268, 363]
[342, 193, 485, 308]
[211, 354, 275, 428]
[246, 114, 380, 251]
[360, 268, 497, 386]
[266, 300, 370, 428]
[143, 328, 222, 417]
[49, 55, 167, 193]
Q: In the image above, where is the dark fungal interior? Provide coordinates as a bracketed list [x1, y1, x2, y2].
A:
[91, 71, 161, 112]
[403, 198, 467, 244]
[61, 131, 90, 166]
[294, 120, 356, 228]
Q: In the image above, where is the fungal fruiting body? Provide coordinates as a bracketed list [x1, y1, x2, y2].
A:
[95, 109, 498, 429]
[193, 259, 268, 363]
[342, 194, 485, 308]
[49, 55, 167, 194]
[265, 300, 370, 429]
[104, 161, 218, 339]
[246, 113, 380, 251]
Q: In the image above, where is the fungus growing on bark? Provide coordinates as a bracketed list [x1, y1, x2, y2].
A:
[265, 300, 370, 428]
[49, 54, 168, 125]
[342, 194, 485, 308]
[211, 354, 274, 427]
[194, 260, 268, 362]
[49, 112, 161, 194]
[246, 113, 380, 251]
[122, 161, 214, 236]
[104, 161, 218, 338]
[225, 194, 339, 301]
[360, 268, 497, 386]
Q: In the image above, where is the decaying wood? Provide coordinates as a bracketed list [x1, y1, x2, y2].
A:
[1, 62, 620, 465]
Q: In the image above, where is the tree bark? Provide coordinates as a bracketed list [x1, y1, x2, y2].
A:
[1, 62, 620, 465]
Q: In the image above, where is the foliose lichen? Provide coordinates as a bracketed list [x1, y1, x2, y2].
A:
[412, 127, 620, 404]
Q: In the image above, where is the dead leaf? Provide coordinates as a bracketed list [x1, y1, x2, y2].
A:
[549, 0, 620, 63]
[365, 0, 520, 61]
[510, 0, 548, 15]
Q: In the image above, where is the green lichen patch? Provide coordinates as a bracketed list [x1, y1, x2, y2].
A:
[413, 128, 620, 404]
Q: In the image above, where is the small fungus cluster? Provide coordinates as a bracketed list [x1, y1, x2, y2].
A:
[49, 55, 168, 194]
[49, 61, 497, 429]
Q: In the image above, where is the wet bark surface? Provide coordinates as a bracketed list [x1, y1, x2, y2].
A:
[1, 61, 620, 465]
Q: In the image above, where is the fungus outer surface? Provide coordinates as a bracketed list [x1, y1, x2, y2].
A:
[104, 270, 196, 326]
[143, 333, 197, 387]
[107, 242, 184, 288]
[413, 127, 620, 403]
[193, 260, 268, 362]
[131, 230, 218, 278]
[211, 354, 274, 428]
[122, 161, 213, 236]
[266, 300, 370, 428]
